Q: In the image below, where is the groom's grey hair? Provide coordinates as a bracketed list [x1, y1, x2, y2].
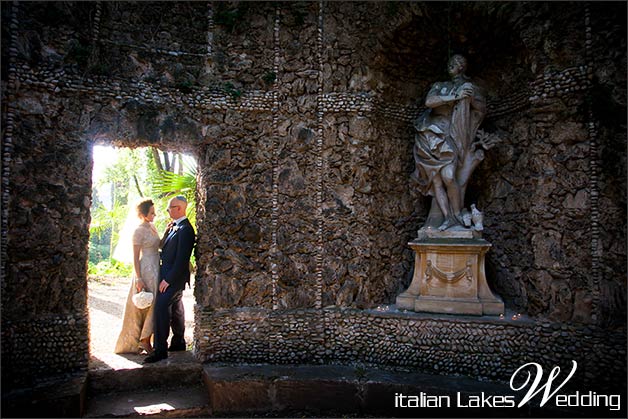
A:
[175, 195, 187, 203]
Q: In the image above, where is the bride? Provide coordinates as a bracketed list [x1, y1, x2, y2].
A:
[114, 198, 161, 355]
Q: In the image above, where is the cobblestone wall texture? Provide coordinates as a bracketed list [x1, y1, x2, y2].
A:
[195, 307, 626, 393]
[1, 1, 625, 391]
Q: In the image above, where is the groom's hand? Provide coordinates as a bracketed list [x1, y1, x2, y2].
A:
[159, 279, 170, 293]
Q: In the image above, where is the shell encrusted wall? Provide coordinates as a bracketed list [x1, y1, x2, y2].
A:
[1, 2, 625, 391]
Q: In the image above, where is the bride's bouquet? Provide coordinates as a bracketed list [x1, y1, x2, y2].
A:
[132, 289, 154, 309]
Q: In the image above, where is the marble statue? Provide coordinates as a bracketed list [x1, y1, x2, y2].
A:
[412, 54, 498, 234]
[397, 55, 505, 315]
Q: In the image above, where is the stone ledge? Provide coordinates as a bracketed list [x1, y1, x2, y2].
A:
[202, 363, 626, 418]
[200, 305, 535, 326]
[204, 364, 363, 415]
[196, 308, 626, 394]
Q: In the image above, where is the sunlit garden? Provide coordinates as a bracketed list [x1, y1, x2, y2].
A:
[89, 146, 197, 279]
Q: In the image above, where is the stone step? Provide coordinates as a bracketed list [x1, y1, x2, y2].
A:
[1, 373, 87, 418]
[85, 351, 208, 417]
[87, 351, 202, 395]
[83, 385, 210, 418]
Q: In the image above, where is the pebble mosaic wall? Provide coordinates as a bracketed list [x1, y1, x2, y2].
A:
[1, 314, 89, 388]
[195, 306, 626, 393]
[9, 64, 596, 121]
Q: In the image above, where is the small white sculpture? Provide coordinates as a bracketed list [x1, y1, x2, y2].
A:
[461, 208, 472, 227]
[470, 204, 483, 231]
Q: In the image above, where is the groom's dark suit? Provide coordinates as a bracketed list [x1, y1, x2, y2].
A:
[154, 218, 195, 358]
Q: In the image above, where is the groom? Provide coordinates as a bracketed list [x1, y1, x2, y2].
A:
[144, 195, 196, 364]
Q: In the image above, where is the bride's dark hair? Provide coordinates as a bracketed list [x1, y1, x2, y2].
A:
[136, 198, 154, 218]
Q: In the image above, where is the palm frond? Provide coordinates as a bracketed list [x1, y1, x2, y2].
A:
[152, 169, 197, 197]
[151, 166, 198, 230]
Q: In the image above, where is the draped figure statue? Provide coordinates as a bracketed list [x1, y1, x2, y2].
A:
[399, 56, 505, 316]
[412, 54, 495, 232]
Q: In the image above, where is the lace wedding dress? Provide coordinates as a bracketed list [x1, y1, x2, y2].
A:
[114, 222, 160, 354]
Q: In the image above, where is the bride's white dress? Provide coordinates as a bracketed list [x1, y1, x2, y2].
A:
[114, 222, 160, 354]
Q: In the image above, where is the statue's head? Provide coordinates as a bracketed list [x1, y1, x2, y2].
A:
[447, 54, 467, 77]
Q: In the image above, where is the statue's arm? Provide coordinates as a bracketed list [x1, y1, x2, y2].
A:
[425, 89, 457, 108]
[425, 82, 473, 108]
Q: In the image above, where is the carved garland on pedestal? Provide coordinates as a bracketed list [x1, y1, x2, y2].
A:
[425, 259, 473, 285]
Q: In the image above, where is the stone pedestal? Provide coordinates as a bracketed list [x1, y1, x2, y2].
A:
[396, 238, 504, 315]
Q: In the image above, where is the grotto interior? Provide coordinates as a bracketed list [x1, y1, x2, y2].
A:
[1, 1, 626, 417]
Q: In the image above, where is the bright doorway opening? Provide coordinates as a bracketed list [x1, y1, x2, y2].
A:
[88, 144, 197, 367]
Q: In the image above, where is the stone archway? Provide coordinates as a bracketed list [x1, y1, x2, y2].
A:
[81, 99, 208, 353]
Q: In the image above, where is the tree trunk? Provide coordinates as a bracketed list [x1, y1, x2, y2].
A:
[151, 147, 164, 171]
[133, 174, 144, 197]
[109, 220, 115, 261]
[163, 151, 172, 172]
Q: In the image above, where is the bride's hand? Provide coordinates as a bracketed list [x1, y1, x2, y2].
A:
[136, 279, 145, 293]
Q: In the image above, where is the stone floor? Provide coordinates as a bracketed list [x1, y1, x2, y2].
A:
[86, 277, 206, 417]
[87, 275, 195, 368]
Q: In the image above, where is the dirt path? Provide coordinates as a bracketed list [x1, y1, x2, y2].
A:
[88, 275, 195, 358]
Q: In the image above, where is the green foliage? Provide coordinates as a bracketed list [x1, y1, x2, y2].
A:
[223, 82, 243, 100]
[152, 164, 197, 230]
[385, 2, 401, 17]
[88, 62, 112, 77]
[289, 2, 308, 26]
[88, 259, 133, 277]
[89, 242, 110, 264]
[175, 80, 194, 94]
[89, 200, 129, 260]
[89, 146, 198, 275]
[262, 71, 277, 85]
[89, 147, 149, 274]
[214, 2, 249, 33]
[97, 148, 145, 205]
[143, 147, 160, 195]
[65, 41, 92, 67]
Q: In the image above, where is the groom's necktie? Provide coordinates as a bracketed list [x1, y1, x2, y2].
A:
[161, 223, 177, 248]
